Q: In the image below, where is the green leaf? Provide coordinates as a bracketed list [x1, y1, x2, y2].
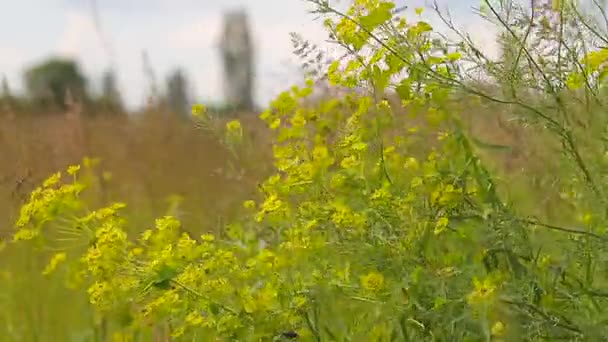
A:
[386, 53, 405, 73]
[566, 72, 584, 90]
[583, 48, 608, 71]
[471, 136, 512, 152]
[446, 52, 462, 62]
[359, 3, 395, 31]
[417, 21, 433, 32]
[371, 64, 390, 91]
[150, 262, 179, 289]
[396, 79, 412, 100]
[328, 60, 342, 85]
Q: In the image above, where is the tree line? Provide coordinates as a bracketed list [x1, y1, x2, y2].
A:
[1, 8, 256, 117]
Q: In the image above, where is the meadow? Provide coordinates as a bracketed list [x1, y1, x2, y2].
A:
[0, 106, 273, 340]
[3, 0, 608, 341]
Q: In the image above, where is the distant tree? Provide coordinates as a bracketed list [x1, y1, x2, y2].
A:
[220, 9, 255, 112]
[0, 75, 15, 114]
[24, 58, 88, 110]
[165, 69, 190, 118]
[1, 76, 10, 99]
[141, 50, 160, 108]
[98, 69, 123, 113]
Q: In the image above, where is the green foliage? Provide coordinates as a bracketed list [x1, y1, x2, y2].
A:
[8, 0, 608, 340]
[24, 58, 88, 110]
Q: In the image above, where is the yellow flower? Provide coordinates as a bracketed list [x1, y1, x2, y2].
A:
[360, 271, 384, 292]
[191, 103, 206, 116]
[330, 174, 347, 189]
[404, 157, 419, 171]
[226, 119, 242, 133]
[410, 177, 423, 188]
[42, 252, 67, 275]
[340, 155, 360, 169]
[243, 200, 256, 209]
[201, 234, 215, 242]
[129, 247, 144, 257]
[170, 327, 185, 338]
[466, 277, 496, 305]
[312, 145, 330, 160]
[434, 217, 449, 235]
[185, 310, 205, 326]
[67, 165, 81, 176]
[491, 321, 505, 336]
[43, 172, 61, 188]
[13, 228, 38, 241]
[270, 118, 281, 130]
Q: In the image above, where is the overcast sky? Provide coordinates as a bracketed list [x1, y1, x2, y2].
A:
[0, 0, 499, 110]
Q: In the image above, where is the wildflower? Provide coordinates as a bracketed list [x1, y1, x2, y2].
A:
[170, 327, 185, 338]
[256, 194, 285, 222]
[290, 112, 307, 127]
[226, 119, 242, 134]
[201, 234, 215, 242]
[191, 103, 206, 116]
[87, 281, 111, 308]
[312, 145, 330, 161]
[404, 157, 419, 171]
[410, 177, 423, 188]
[256, 283, 279, 311]
[270, 118, 281, 130]
[434, 217, 449, 235]
[42, 252, 67, 276]
[491, 321, 505, 336]
[67, 165, 81, 176]
[129, 247, 143, 257]
[371, 186, 391, 203]
[466, 277, 496, 305]
[43, 172, 61, 188]
[185, 310, 205, 326]
[330, 173, 347, 188]
[351, 141, 367, 152]
[243, 200, 256, 209]
[360, 271, 384, 292]
[14, 228, 38, 241]
[340, 155, 360, 169]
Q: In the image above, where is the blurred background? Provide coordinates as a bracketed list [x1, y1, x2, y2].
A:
[0, 0, 496, 111]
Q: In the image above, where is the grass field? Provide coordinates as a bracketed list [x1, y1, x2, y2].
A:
[0, 106, 275, 340]
[0, 94, 579, 340]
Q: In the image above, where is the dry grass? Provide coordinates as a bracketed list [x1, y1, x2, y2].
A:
[0, 103, 273, 237]
[0, 91, 567, 235]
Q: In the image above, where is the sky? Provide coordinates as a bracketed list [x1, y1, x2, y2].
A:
[0, 0, 500, 110]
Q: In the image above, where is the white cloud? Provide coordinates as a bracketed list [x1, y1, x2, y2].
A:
[0, 48, 26, 94]
[166, 15, 222, 50]
[56, 11, 106, 60]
